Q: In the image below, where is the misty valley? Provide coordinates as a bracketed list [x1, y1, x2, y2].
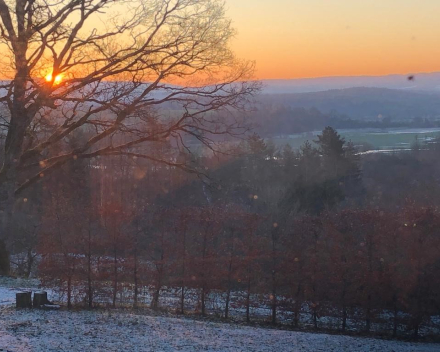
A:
[1, 1, 440, 352]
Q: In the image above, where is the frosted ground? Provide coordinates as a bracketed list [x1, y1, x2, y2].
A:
[0, 281, 439, 351]
[1, 308, 439, 352]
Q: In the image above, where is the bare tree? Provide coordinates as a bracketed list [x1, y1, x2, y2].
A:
[0, 0, 258, 270]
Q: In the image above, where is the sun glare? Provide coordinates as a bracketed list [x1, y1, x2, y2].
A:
[45, 72, 63, 85]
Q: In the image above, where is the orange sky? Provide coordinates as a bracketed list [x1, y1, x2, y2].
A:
[227, 0, 440, 79]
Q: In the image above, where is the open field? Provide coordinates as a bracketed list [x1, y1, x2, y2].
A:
[0, 278, 439, 351]
[1, 308, 440, 352]
[273, 128, 440, 150]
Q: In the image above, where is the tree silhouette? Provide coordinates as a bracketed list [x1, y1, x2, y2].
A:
[0, 0, 259, 270]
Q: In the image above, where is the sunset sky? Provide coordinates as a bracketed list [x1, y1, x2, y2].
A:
[227, 0, 440, 79]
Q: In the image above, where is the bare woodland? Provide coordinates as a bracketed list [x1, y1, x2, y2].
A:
[0, 0, 258, 264]
[0, 0, 439, 342]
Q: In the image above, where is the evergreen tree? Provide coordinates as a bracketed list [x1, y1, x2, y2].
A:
[343, 140, 362, 190]
[315, 127, 345, 156]
[315, 126, 346, 179]
[282, 144, 298, 181]
[247, 133, 268, 157]
[298, 141, 321, 184]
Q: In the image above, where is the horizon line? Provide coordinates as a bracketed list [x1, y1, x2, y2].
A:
[259, 71, 440, 81]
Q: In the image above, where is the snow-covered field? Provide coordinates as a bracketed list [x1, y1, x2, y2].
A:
[0, 308, 439, 352]
[0, 278, 439, 351]
[0, 278, 42, 307]
[0, 305, 438, 351]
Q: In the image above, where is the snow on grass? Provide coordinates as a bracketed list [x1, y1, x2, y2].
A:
[0, 308, 438, 352]
[0, 277, 54, 308]
[0, 277, 42, 307]
[0, 278, 439, 351]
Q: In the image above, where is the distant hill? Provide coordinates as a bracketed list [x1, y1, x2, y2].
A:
[262, 72, 440, 94]
[259, 87, 440, 121]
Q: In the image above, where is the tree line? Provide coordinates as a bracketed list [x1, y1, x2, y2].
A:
[17, 127, 439, 338]
[38, 203, 440, 338]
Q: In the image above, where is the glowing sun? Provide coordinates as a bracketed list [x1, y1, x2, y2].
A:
[45, 72, 63, 85]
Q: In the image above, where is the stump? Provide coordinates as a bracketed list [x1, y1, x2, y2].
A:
[33, 291, 49, 308]
[16, 292, 32, 308]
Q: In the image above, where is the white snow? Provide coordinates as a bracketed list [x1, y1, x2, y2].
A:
[0, 308, 438, 352]
[0, 279, 40, 307]
[0, 278, 438, 351]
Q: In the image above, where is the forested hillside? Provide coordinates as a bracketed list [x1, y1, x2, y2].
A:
[9, 127, 440, 338]
[251, 88, 440, 136]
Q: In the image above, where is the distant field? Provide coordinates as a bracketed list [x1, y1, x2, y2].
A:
[154, 111, 440, 153]
[273, 128, 440, 151]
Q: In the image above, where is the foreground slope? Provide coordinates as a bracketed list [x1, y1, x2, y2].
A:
[0, 308, 438, 352]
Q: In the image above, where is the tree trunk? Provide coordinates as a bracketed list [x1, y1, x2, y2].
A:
[151, 286, 161, 310]
[67, 275, 72, 309]
[271, 226, 278, 325]
[271, 293, 277, 325]
[87, 227, 93, 309]
[0, 239, 10, 276]
[16, 292, 32, 308]
[179, 221, 187, 315]
[342, 304, 347, 332]
[0, 27, 36, 276]
[312, 285, 318, 329]
[313, 307, 318, 329]
[87, 254, 93, 309]
[366, 236, 374, 333]
[293, 282, 302, 328]
[366, 294, 371, 332]
[151, 245, 164, 310]
[312, 229, 318, 329]
[180, 286, 185, 315]
[133, 251, 138, 309]
[0, 183, 15, 277]
[112, 247, 117, 308]
[0, 38, 34, 276]
[341, 283, 347, 332]
[200, 225, 208, 317]
[225, 289, 231, 319]
[201, 286, 206, 316]
[393, 294, 398, 338]
[293, 298, 300, 327]
[246, 277, 251, 323]
[25, 248, 34, 278]
[179, 260, 184, 314]
[225, 256, 233, 319]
